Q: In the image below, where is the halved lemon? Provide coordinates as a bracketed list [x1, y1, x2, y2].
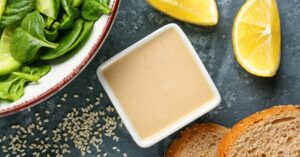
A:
[233, 0, 281, 77]
[147, 0, 218, 26]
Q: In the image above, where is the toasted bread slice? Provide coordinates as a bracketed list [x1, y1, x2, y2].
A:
[218, 105, 300, 157]
[165, 123, 230, 157]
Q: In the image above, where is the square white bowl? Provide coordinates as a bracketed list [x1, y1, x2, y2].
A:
[97, 23, 221, 148]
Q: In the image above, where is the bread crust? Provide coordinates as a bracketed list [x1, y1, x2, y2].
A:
[165, 123, 229, 157]
[218, 105, 300, 157]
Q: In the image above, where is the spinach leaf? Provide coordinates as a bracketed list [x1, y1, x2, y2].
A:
[11, 11, 58, 63]
[0, 27, 20, 76]
[46, 17, 55, 28]
[53, 0, 79, 30]
[63, 20, 94, 52]
[0, 0, 35, 28]
[41, 19, 84, 60]
[99, 0, 110, 7]
[13, 64, 51, 82]
[36, 0, 60, 19]
[0, 0, 7, 20]
[21, 64, 51, 77]
[0, 64, 51, 101]
[0, 75, 27, 101]
[72, 0, 82, 7]
[45, 28, 59, 41]
[61, 0, 72, 11]
[53, 9, 79, 30]
[81, 0, 111, 21]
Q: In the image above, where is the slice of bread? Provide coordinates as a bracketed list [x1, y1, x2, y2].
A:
[218, 105, 300, 157]
[165, 123, 230, 157]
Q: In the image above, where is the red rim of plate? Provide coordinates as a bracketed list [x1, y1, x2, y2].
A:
[0, 0, 121, 117]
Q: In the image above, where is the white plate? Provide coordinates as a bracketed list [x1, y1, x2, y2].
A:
[0, 0, 121, 116]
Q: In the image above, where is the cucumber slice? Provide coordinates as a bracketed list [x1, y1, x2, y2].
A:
[0, 27, 20, 76]
[36, 0, 60, 19]
[0, 0, 7, 20]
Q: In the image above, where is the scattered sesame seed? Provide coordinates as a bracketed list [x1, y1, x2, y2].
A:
[63, 93, 68, 98]
[11, 125, 20, 129]
[0, 93, 125, 156]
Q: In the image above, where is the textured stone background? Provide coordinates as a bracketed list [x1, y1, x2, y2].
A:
[1, 0, 300, 156]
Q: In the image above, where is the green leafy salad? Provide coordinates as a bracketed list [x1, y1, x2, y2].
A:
[0, 0, 111, 102]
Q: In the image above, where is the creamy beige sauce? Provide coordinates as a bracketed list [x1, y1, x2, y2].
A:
[103, 28, 215, 140]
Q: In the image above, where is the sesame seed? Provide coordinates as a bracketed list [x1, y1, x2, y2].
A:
[63, 93, 68, 98]
[11, 125, 20, 129]
[42, 130, 47, 134]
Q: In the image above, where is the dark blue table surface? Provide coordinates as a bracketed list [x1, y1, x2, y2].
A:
[1, 0, 300, 156]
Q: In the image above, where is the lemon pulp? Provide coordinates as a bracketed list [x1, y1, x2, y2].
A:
[232, 0, 281, 77]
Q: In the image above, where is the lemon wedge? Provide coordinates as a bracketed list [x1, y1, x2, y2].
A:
[147, 0, 218, 26]
[233, 0, 281, 77]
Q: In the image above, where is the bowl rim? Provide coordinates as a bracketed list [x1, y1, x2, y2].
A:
[0, 0, 121, 117]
